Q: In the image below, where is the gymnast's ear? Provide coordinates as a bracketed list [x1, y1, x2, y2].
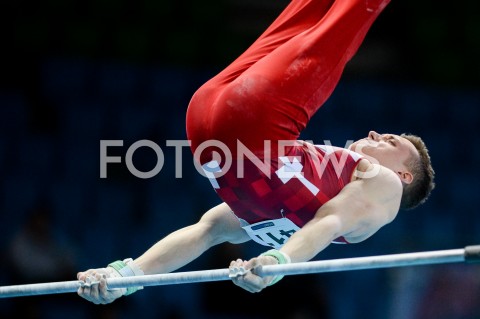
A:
[397, 170, 413, 184]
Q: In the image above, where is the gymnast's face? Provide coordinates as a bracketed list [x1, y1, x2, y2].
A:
[348, 131, 418, 184]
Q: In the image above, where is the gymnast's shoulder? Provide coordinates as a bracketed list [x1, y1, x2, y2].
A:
[351, 159, 402, 217]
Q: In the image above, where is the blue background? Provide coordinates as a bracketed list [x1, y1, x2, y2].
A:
[1, 0, 479, 318]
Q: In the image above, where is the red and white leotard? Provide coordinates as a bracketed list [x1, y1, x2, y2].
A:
[211, 143, 363, 227]
[185, 0, 390, 246]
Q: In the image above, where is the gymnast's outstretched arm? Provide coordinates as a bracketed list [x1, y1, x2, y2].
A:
[77, 203, 250, 304]
[134, 203, 250, 274]
[230, 162, 403, 293]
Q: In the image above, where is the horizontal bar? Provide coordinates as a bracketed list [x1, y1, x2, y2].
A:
[0, 280, 83, 298]
[0, 246, 477, 298]
[257, 248, 466, 277]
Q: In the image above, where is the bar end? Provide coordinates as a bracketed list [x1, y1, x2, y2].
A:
[464, 245, 480, 263]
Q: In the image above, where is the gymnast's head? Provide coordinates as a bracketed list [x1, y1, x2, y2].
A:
[349, 131, 435, 210]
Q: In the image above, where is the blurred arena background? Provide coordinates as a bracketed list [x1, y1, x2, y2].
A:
[1, 0, 479, 318]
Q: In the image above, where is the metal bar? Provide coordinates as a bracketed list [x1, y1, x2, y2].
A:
[0, 246, 476, 298]
[0, 280, 84, 298]
[257, 248, 465, 277]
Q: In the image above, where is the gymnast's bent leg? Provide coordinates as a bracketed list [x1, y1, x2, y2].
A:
[186, 0, 391, 161]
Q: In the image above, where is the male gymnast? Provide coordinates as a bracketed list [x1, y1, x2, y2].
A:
[78, 0, 435, 302]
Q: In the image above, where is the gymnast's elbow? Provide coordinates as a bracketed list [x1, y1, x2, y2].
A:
[318, 214, 345, 241]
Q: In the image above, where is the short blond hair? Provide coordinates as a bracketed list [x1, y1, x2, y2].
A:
[400, 133, 435, 210]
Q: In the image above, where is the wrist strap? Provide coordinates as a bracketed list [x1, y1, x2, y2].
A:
[108, 258, 144, 295]
[259, 249, 291, 286]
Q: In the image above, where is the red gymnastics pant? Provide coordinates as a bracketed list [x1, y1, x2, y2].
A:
[186, 0, 391, 164]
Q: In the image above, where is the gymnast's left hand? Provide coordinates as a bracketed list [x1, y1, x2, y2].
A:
[229, 255, 278, 293]
[77, 267, 125, 304]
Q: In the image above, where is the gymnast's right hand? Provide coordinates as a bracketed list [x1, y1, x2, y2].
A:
[77, 258, 144, 304]
[77, 267, 125, 304]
